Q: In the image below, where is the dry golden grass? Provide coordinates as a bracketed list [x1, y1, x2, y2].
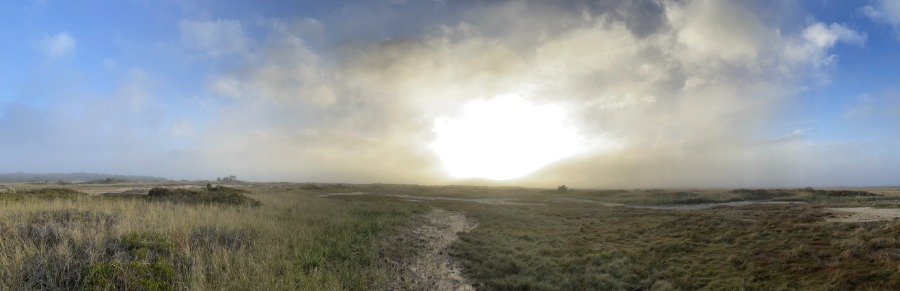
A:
[0, 184, 426, 290]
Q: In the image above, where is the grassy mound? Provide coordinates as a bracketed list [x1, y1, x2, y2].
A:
[451, 202, 900, 290]
[0, 188, 85, 201]
[732, 188, 881, 202]
[83, 231, 188, 290]
[144, 186, 261, 206]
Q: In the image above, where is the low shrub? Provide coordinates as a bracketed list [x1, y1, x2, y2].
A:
[82, 231, 185, 290]
[731, 189, 792, 200]
[0, 188, 85, 201]
[143, 187, 260, 207]
[83, 260, 176, 291]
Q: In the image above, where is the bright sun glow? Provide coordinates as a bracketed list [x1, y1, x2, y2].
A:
[431, 94, 581, 180]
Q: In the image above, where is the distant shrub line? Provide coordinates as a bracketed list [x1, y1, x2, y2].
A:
[105, 186, 261, 207]
[0, 186, 261, 207]
[732, 188, 879, 201]
[0, 188, 85, 201]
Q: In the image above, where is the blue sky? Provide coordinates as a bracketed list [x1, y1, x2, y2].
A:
[0, 0, 899, 187]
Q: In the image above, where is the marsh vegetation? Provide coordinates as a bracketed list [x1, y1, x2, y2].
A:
[2, 183, 900, 290]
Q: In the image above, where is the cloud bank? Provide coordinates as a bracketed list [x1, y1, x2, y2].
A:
[2, 0, 895, 188]
[169, 0, 878, 187]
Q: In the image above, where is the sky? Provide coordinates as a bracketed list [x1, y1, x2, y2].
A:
[0, 0, 899, 188]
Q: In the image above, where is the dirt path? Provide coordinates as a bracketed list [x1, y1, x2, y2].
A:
[404, 208, 478, 291]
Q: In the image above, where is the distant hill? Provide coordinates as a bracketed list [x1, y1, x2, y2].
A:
[0, 172, 167, 183]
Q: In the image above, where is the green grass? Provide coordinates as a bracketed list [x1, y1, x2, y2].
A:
[305, 183, 900, 290]
[558, 187, 890, 207]
[83, 231, 184, 290]
[442, 199, 900, 290]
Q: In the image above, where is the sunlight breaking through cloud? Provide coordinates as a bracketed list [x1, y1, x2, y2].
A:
[431, 94, 581, 180]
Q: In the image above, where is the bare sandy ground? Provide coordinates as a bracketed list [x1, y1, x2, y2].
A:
[826, 207, 900, 222]
[403, 208, 478, 291]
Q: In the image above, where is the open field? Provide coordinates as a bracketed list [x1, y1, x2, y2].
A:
[0, 183, 427, 290]
[3, 183, 900, 290]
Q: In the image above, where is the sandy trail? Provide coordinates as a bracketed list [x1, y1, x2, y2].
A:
[404, 208, 478, 291]
[826, 207, 900, 222]
[323, 193, 481, 289]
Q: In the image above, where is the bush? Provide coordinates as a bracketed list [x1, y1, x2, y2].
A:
[731, 189, 791, 201]
[301, 184, 325, 191]
[83, 260, 176, 291]
[83, 231, 183, 290]
[148, 187, 196, 197]
[144, 186, 260, 207]
[0, 188, 85, 201]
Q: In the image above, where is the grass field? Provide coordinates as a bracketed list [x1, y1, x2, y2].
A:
[2, 183, 900, 290]
[0, 183, 426, 290]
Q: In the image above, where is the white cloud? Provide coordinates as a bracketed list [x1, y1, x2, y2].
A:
[178, 0, 872, 186]
[12, 1, 876, 186]
[41, 32, 76, 59]
[802, 23, 866, 48]
[862, 0, 900, 27]
[179, 19, 250, 57]
[667, 0, 767, 64]
[780, 22, 866, 69]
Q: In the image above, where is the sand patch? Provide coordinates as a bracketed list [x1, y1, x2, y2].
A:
[389, 208, 477, 290]
[826, 207, 900, 222]
[409, 208, 477, 290]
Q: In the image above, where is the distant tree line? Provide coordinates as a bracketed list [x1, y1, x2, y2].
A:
[0, 172, 166, 183]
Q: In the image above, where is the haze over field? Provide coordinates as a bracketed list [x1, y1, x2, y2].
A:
[1, 0, 899, 188]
